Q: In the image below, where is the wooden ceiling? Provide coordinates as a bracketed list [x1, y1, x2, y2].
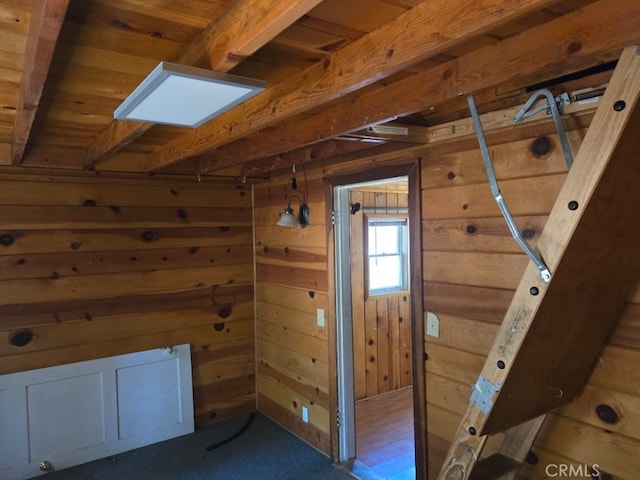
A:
[1, 0, 639, 180]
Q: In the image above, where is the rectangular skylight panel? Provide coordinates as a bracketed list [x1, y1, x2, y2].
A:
[114, 62, 266, 128]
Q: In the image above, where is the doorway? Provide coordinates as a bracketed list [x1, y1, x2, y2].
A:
[331, 165, 425, 480]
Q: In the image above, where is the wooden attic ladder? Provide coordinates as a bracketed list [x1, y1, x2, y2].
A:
[437, 45, 640, 480]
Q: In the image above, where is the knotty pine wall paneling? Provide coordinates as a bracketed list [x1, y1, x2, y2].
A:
[253, 166, 422, 459]
[349, 188, 412, 400]
[250, 117, 639, 476]
[253, 176, 332, 454]
[421, 126, 640, 478]
[0, 172, 255, 427]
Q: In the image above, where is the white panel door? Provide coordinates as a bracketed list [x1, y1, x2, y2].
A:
[26, 372, 116, 471]
[0, 344, 193, 480]
[115, 349, 193, 451]
[0, 385, 29, 475]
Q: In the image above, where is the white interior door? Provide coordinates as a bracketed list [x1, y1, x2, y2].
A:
[0, 344, 193, 480]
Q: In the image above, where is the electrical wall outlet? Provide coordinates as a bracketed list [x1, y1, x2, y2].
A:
[426, 311, 440, 338]
[316, 308, 325, 327]
[301, 406, 309, 423]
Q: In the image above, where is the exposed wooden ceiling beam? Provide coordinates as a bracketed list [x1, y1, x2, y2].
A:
[11, 0, 70, 166]
[237, 138, 387, 176]
[84, 0, 323, 169]
[307, 142, 424, 179]
[177, 0, 324, 69]
[143, 0, 558, 171]
[198, 0, 640, 173]
[252, 82, 602, 180]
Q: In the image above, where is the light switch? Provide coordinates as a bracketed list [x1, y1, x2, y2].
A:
[317, 308, 325, 327]
[426, 311, 440, 337]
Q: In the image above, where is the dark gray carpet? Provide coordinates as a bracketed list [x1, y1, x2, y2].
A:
[40, 413, 352, 480]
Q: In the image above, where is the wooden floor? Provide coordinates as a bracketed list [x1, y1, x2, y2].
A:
[355, 387, 415, 480]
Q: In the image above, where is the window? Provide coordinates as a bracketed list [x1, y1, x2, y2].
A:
[366, 216, 409, 296]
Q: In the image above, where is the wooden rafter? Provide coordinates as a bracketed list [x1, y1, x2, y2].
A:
[199, 0, 640, 174]
[11, 0, 70, 166]
[229, 78, 603, 179]
[84, 0, 323, 169]
[236, 139, 413, 177]
[229, 138, 378, 177]
[142, 0, 559, 172]
[178, 0, 324, 69]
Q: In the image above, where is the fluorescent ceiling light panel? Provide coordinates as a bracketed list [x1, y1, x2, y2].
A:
[114, 62, 266, 127]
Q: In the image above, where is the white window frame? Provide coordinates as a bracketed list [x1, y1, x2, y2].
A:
[364, 213, 409, 297]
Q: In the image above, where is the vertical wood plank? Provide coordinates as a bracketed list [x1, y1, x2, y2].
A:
[350, 190, 367, 400]
[377, 297, 390, 394]
[365, 298, 379, 398]
[400, 294, 413, 388]
[389, 295, 402, 390]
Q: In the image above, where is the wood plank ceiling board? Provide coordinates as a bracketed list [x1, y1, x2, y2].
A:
[295, 15, 366, 44]
[90, 0, 233, 28]
[275, 24, 348, 51]
[307, 0, 409, 32]
[84, 0, 324, 169]
[198, 0, 640, 174]
[142, 0, 560, 172]
[68, 3, 204, 45]
[11, 0, 70, 166]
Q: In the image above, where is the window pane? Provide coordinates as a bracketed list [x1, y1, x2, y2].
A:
[368, 225, 401, 255]
[369, 255, 402, 291]
[367, 216, 409, 295]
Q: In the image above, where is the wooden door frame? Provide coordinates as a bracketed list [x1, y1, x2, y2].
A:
[325, 161, 426, 479]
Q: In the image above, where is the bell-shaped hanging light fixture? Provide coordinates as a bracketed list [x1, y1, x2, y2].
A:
[277, 195, 309, 228]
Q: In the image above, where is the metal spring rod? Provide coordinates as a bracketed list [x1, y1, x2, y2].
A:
[513, 88, 574, 170]
[467, 95, 551, 283]
[572, 87, 606, 102]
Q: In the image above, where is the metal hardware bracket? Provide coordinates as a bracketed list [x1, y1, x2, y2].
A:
[471, 375, 501, 415]
[467, 95, 552, 282]
[513, 88, 574, 169]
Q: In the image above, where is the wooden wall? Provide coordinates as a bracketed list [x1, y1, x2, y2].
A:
[2, 95, 636, 478]
[251, 110, 640, 478]
[349, 188, 412, 400]
[0, 171, 256, 427]
[421, 125, 640, 478]
[253, 178, 332, 454]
